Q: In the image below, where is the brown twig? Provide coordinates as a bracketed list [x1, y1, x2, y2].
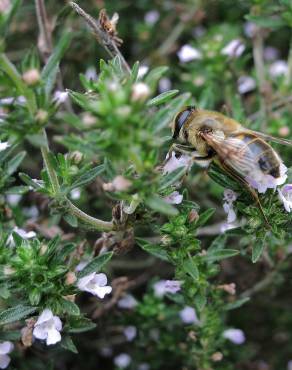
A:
[70, 2, 130, 74]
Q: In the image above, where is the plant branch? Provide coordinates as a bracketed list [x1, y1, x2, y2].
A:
[70, 2, 130, 74]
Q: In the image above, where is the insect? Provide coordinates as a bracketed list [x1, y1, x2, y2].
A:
[171, 106, 292, 222]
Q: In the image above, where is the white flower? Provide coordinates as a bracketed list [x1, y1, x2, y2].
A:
[0, 142, 10, 152]
[223, 328, 245, 344]
[158, 77, 171, 93]
[131, 82, 151, 101]
[287, 360, 292, 370]
[177, 45, 202, 63]
[221, 39, 245, 58]
[0, 341, 14, 369]
[138, 363, 150, 370]
[243, 22, 257, 38]
[85, 66, 98, 81]
[220, 222, 238, 233]
[278, 184, 292, 212]
[237, 76, 256, 94]
[137, 65, 149, 79]
[77, 272, 112, 298]
[10, 227, 36, 243]
[53, 90, 69, 104]
[163, 152, 192, 174]
[144, 10, 159, 25]
[264, 46, 279, 62]
[179, 306, 200, 324]
[153, 280, 166, 297]
[70, 188, 81, 200]
[117, 294, 138, 309]
[33, 309, 62, 346]
[123, 326, 137, 341]
[163, 191, 183, 205]
[222, 189, 238, 224]
[245, 162, 287, 194]
[6, 194, 22, 206]
[269, 60, 288, 78]
[165, 280, 181, 293]
[114, 353, 131, 368]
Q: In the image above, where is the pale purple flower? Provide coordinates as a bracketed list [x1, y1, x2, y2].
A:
[153, 280, 181, 296]
[33, 309, 62, 345]
[13, 227, 36, 239]
[53, 90, 69, 104]
[138, 363, 150, 370]
[220, 222, 238, 233]
[223, 189, 238, 223]
[6, 194, 22, 206]
[123, 326, 137, 341]
[179, 306, 200, 324]
[287, 360, 292, 370]
[264, 46, 279, 62]
[0, 96, 26, 105]
[243, 21, 257, 38]
[163, 191, 183, 205]
[0, 142, 10, 152]
[144, 10, 159, 25]
[223, 328, 245, 344]
[0, 342, 14, 369]
[237, 76, 256, 94]
[221, 39, 245, 58]
[75, 260, 88, 272]
[158, 77, 171, 93]
[85, 66, 98, 81]
[245, 162, 287, 193]
[153, 280, 167, 297]
[269, 60, 289, 78]
[163, 152, 192, 174]
[177, 45, 202, 63]
[77, 272, 112, 298]
[278, 184, 292, 212]
[70, 188, 81, 200]
[117, 294, 138, 309]
[114, 353, 131, 368]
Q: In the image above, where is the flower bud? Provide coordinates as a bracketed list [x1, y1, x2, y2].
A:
[217, 283, 236, 295]
[65, 271, 77, 285]
[278, 126, 290, 137]
[22, 68, 40, 86]
[211, 352, 223, 362]
[112, 176, 132, 192]
[69, 151, 83, 164]
[188, 209, 199, 223]
[131, 82, 151, 102]
[63, 294, 76, 302]
[82, 113, 97, 127]
[35, 109, 48, 124]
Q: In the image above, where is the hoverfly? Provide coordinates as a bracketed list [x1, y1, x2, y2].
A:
[170, 106, 292, 222]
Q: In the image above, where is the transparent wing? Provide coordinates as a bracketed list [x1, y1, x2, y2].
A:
[246, 129, 292, 147]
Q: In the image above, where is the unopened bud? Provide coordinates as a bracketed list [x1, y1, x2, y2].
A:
[65, 271, 77, 285]
[131, 82, 151, 102]
[35, 109, 48, 124]
[40, 244, 48, 255]
[217, 283, 236, 295]
[22, 69, 40, 86]
[103, 182, 115, 192]
[161, 235, 172, 246]
[69, 151, 83, 164]
[63, 294, 76, 302]
[112, 176, 132, 192]
[188, 209, 199, 223]
[278, 126, 290, 137]
[188, 330, 197, 341]
[211, 352, 223, 362]
[82, 113, 97, 127]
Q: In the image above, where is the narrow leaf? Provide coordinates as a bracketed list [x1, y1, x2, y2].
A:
[70, 164, 104, 190]
[145, 195, 179, 216]
[136, 238, 169, 261]
[147, 90, 179, 107]
[78, 252, 113, 278]
[183, 256, 199, 280]
[0, 305, 36, 325]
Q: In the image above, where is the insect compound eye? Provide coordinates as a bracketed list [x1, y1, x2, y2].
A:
[173, 106, 196, 139]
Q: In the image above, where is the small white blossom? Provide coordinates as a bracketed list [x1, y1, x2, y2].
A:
[53, 90, 69, 104]
[33, 309, 62, 346]
[138, 363, 150, 370]
[0, 142, 10, 152]
[177, 45, 202, 63]
[144, 10, 159, 25]
[221, 39, 245, 58]
[287, 360, 292, 370]
[243, 21, 257, 38]
[223, 328, 245, 344]
[123, 326, 137, 341]
[77, 272, 112, 298]
[269, 60, 289, 78]
[223, 189, 238, 224]
[158, 77, 171, 93]
[0, 341, 14, 369]
[264, 46, 279, 62]
[13, 227, 36, 239]
[131, 82, 151, 101]
[114, 353, 131, 369]
[117, 294, 138, 309]
[6, 194, 22, 206]
[163, 152, 192, 174]
[179, 306, 200, 324]
[237, 76, 256, 94]
[278, 184, 292, 213]
[137, 65, 149, 79]
[85, 66, 98, 81]
[163, 191, 183, 205]
[70, 188, 81, 200]
[245, 162, 287, 193]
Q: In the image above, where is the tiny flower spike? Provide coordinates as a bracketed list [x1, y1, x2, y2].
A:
[77, 272, 112, 298]
[33, 309, 62, 346]
[0, 342, 14, 369]
[222, 189, 238, 224]
[223, 329, 245, 344]
[278, 184, 292, 213]
[179, 306, 200, 325]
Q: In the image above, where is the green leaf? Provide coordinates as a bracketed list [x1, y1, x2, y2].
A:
[195, 208, 215, 227]
[0, 331, 21, 341]
[59, 298, 80, 316]
[147, 90, 179, 107]
[55, 243, 76, 261]
[194, 292, 207, 311]
[67, 317, 96, 333]
[0, 305, 36, 326]
[245, 14, 286, 29]
[61, 336, 78, 353]
[70, 164, 104, 190]
[204, 249, 239, 263]
[208, 234, 227, 253]
[6, 151, 26, 176]
[159, 166, 187, 191]
[130, 61, 139, 83]
[41, 32, 72, 96]
[144, 66, 168, 90]
[183, 255, 199, 280]
[136, 238, 169, 261]
[252, 240, 266, 263]
[145, 195, 179, 216]
[5, 185, 30, 195]
[19, 173, 43, 189]
[64, 213, 78, 228]
[77, 252, 113, 278]
[224, 297, 250, 311]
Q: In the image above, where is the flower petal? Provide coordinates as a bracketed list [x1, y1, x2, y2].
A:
[32, 325, 48, 340]
[0, 354, 11, 369]
[0, 342, 13, 355]
[46, 328, 61, 345]
[93, 273, 108, 287]
[53, 316, 63, 332]
[35, 309, 53, 326]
